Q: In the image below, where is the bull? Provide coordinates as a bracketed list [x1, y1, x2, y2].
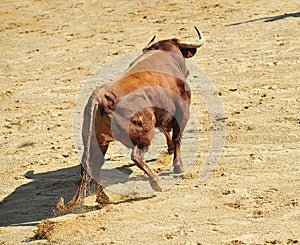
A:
[58, 27, 205, 210]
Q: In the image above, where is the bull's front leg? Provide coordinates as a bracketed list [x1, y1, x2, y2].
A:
[161, 128, 174, 154]
[131, 145, 163, 192]
[159, 127, 174, 154]
[172, 123, 184, 174]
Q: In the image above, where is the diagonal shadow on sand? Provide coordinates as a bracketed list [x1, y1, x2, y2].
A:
[0, 164, 148, 227]
[226, 11, 300, 26]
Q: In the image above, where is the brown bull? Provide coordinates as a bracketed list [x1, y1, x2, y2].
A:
[58, 27, 205, 210]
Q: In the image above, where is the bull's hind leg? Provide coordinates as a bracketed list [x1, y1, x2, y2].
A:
[93, 142, 110, 207]
[92, 179, 110, 208]
[131, 145, 162, 192]
[57, 168, 91, 211]
[58, 142, 110, 211]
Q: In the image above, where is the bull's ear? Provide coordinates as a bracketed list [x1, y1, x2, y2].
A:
[178, 27, 205, 58]
[180, 47, 197, 58]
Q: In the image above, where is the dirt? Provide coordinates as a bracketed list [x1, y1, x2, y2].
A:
[0, 0, 299, 244]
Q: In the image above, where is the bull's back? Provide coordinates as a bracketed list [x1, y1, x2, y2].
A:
[111, 71, 189, 100]
[127, 50, 188, 81]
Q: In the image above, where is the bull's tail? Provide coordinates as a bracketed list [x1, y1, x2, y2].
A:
[57, 94, 100, 211]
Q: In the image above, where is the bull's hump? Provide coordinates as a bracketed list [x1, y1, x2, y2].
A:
[125, 50, 186, 81]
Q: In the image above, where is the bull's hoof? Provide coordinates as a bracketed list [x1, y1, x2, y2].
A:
[97, 199, 110, 209]
[56, 197, 67, 211]
[96, 189, 110, 208]
[173, 165, 184, 174]
[56, 197, 83, 212]
[149, 179, 163, 192]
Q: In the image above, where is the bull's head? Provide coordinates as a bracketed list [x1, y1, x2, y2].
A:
[142, 26, 205, 58]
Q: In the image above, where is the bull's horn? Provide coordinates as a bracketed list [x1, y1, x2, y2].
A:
[178, 26, 205, 48]
[142, 35, 156, 50]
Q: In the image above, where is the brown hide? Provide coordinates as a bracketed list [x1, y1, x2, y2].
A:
[82, 47, 192, 184]
[60, 34, 203, 210]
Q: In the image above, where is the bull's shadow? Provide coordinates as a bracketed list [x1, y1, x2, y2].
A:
[0, 163, 152, 227]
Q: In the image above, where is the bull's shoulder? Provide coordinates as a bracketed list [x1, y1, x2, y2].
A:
[175, 78, 191, 101]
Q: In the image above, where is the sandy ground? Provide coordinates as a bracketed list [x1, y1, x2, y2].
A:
[1, 0, 300, 244]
